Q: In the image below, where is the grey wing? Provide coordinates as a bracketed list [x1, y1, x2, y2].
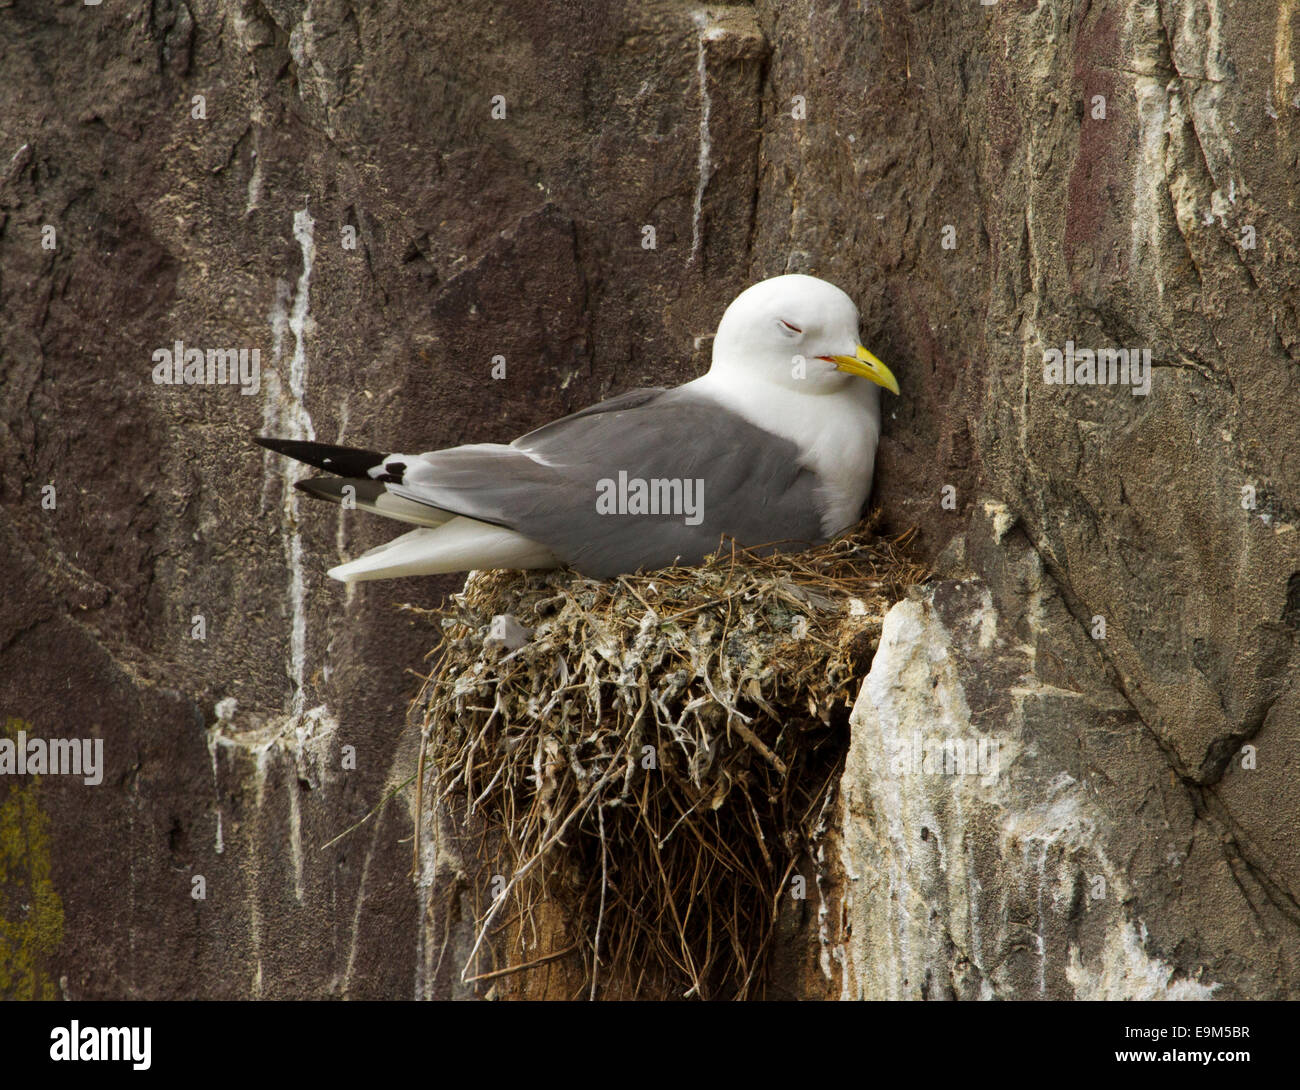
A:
[384, 388, 672, 530]
[389, 388, 825, 577]
[512, 387, 669, 445]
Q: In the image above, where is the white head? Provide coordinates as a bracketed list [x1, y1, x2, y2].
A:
[709, 273, 899, 397]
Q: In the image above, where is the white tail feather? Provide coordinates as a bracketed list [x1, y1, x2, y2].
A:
[361, 493, 455, 527]
[327, 517, 559, 582]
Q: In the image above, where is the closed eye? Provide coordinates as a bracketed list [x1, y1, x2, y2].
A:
[777, 319, 803, 335]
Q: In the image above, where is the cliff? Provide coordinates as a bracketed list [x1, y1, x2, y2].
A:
[1, 0, 1297, 998]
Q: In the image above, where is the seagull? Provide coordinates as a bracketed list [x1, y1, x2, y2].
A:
[255, 273, 900, 582]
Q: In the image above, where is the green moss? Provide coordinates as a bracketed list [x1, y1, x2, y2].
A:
[0, 717, 64, 1000]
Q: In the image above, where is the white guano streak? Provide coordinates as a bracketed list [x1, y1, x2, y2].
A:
[690, 15, 714, 266]
[263, 206, 317, 718]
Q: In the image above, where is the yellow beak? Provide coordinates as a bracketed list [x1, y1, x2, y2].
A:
[826, 344, 900, 395]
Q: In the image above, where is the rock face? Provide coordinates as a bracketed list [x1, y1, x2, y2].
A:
[1, 0, 1298, 998]
[832, 506, 1289, 999]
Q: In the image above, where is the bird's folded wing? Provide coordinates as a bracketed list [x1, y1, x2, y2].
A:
[387, 387, 825, 576]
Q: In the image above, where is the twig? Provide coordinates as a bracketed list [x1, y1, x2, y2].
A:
[323, 771, 417, 851]
[462, 944, 579, 984]
[729, 719, 788, 776]
[590, 804, 608, 1001]
[412, 723, 431, 877]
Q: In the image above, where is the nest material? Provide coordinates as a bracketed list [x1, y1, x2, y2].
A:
[409, 521, 925, 1000]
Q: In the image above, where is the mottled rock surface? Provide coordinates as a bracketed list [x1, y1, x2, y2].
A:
[1, 0, 1297, 998]
[827, 505, 1293, 999]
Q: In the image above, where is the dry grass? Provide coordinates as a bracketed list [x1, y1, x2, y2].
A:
[407, 519, 925, 1000]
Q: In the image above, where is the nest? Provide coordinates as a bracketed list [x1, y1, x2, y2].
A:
[407, 520, 925, 1000]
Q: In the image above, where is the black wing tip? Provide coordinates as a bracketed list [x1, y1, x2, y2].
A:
[253, 434, 293, 455]
[253, 436, 389, 478]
